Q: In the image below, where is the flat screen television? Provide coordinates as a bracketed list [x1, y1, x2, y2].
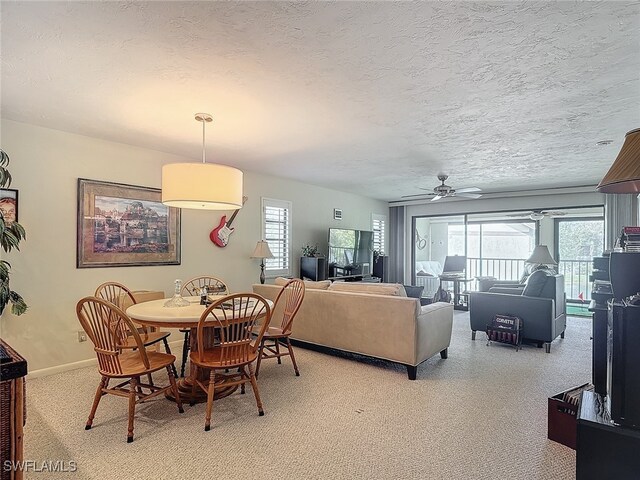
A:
[328, 228, 373, 277]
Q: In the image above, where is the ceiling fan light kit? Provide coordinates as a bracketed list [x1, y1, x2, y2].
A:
[597, 128, 640, 194]
[161, 113, 244, 210]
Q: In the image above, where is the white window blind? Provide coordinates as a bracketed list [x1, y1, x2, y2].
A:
[372, 214, 386, 254]
[262, 198, 292, 277]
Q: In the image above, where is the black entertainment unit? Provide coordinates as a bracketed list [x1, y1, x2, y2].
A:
[575, 251, 640, 479]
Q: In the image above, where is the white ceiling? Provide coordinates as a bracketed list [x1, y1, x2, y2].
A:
[2, 1, 639, 202]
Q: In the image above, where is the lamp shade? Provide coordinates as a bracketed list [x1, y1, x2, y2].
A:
[525, 245, 557, 266]
[597, 128, 640, 193]
[251, 240, 274, 259]
[162, 163, 243, 210]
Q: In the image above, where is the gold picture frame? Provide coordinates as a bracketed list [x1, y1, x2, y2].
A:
[77, 178, 181, 268]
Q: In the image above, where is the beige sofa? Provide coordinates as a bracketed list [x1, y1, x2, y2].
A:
[252, 281, 454, 379]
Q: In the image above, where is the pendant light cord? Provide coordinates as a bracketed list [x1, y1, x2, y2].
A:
[202, 119, 206, 164]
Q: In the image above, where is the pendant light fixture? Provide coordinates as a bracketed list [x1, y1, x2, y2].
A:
[597, 128, 640, 193]
[162, 113, 243, 210]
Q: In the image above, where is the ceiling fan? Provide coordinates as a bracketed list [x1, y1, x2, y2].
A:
[506, 210, 567, 221]
[401, 174, 482, 201]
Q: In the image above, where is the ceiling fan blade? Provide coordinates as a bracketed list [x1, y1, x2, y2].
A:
[401, 193, 433, 199]
[430, 195, 443, 202]
[455, 192, 482, 199]
[455, 186, 481, 194]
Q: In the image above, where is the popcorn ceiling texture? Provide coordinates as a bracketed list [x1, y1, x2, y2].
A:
[2, 1, 639, 200]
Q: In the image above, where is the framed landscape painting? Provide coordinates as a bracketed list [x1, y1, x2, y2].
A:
[77, 178, 181, 268]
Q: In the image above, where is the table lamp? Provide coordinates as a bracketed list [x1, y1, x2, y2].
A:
[525, 245, 557, 271]
[251, 240, 274, 284]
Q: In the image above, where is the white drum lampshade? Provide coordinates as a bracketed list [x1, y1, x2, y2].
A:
[162, 163, 243, 210]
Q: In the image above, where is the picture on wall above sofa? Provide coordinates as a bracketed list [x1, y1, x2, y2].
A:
[77, 178, 181, 268]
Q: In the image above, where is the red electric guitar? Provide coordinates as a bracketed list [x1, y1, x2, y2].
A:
[209, 196, 247, 247]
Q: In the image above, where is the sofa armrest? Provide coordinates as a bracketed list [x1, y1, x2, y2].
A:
[469, 292, 556, 341]
[414, 302, 453, 365]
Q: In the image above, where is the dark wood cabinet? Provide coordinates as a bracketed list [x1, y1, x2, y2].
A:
[300, 256, 326, 281]
[372, 255, 388, 282]
[576, 391, 640, 480]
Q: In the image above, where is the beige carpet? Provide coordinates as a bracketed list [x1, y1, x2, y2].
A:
[23, 312, 590, 479]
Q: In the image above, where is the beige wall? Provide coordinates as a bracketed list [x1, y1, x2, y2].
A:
[0, 120, 387, 372]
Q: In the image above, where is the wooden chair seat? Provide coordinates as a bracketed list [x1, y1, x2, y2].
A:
[119, 330, 170, 349]
[106, 351, 177, 378]
[189, 348, 258, 369]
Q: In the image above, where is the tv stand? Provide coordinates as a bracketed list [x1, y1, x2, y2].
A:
[328, 274, 378, 283]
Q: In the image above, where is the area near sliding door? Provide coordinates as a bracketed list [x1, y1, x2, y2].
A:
[410, 205, 604, 302]
[554, 214, 605, 303]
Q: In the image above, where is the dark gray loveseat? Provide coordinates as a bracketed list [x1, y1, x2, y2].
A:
[469, 270, 566, 353]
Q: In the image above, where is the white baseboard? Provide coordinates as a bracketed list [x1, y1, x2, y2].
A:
[27, 339, 185, 379]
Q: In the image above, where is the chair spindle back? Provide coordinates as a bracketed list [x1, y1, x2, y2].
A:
[181, 276, 228, 297]
[76, 297, 150, 375]
[196, 294, 271, 366]
[95, 282, 137, 310]
[273, 279, 306, 334]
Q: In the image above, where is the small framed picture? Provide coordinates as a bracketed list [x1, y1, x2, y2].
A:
[0, 188, 18, 225]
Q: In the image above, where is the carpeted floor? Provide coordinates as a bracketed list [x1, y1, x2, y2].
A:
[23, 312, 591, 479]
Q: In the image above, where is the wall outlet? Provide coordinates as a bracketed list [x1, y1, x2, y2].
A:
[77, 331, 88, 343]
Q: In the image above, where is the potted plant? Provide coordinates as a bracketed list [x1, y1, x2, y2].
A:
[0, 149, 27, 316]
[301, 244, 319, 257]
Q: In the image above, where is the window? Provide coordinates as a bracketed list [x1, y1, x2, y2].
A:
[262, 198, 291, 277]
[372, 214, 386, 254]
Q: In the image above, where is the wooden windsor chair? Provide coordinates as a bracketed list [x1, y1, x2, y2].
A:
[255, 278, 305, 378]
[95, 282, 178, 379]
[179, 276, 229, 377]
[189, 293, 271, 431]
[76, 296, 184, 443]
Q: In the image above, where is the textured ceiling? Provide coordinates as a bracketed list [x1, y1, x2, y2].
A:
[2, 1, 639, 201]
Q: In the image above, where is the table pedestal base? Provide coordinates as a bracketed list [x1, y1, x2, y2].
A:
[165, 374, 238, 404]
[165, 327, 238, 404]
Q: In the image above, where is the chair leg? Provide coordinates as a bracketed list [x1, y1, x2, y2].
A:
[180, 330, 190, 378]
[190, 365, 198, 407]
[286, 338, 300, 376]
[85, 376, 108, 430]
[204, 370, 216, 431]
[127, 377, 138, 443]
[248, 362, 264, 416]
[255, 339, 265, 379]
[471, 331, 476, 340]
[146, 373, 154, 388]
[275, 340, 282, 364]
[560, 330, 565, 339]
[167, 366, 184, 414]
[544, 343, 551, 354]
[163, 338, 179, 379]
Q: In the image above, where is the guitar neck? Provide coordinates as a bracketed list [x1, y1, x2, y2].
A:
[225, 196, 248, 227]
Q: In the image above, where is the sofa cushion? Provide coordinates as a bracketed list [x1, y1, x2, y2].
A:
[303, 280, 331, 290]
[522, 270, 550, 297]
[274, 276, 330, 290]
[328, 282, 406, 296]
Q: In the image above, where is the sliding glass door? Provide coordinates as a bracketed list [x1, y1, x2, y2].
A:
[413, 215, 465, 299]
[555, 217, 604, 302]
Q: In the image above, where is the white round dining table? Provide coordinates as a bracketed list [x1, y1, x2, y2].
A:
[126, 295, 273, 403]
